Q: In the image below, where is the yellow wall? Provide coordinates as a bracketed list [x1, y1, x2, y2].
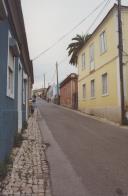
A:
[77, 7, 123, 122]
[78, 9, 118, 81]
[78, 6, 128, 122]
[122, 9, 128, 108]
[78, 59, 118, 109]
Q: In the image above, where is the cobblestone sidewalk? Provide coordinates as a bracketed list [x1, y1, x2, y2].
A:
[0, 110, 51, 196]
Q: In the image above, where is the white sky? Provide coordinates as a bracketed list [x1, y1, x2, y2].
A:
[21, 0, 127, 89]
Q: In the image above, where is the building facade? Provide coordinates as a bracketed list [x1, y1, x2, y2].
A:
[60, 73, 78, 109]
[77, 4, 128, 124]
[0, 0, 34, 161]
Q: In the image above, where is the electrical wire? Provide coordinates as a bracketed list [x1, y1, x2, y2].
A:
[42, 0, 112, 86]
[85, 0, 112, 35]
[32, 0, 109, 61]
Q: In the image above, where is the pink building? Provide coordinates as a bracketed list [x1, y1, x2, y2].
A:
[60, 73, 78, 109]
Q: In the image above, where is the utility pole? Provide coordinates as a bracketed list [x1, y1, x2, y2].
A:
[117, 0, 125, 124]
[56, 62, 59, 105]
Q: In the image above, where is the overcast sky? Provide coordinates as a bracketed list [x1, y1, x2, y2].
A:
[21, 0, 127, 89]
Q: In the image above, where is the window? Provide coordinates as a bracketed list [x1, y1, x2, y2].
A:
[8, 67, 13, 94]
[81, 53, 85, 70]
[91, 79, 95, 98]
[102, 73, 108, 95]
[100, 31, 107, 54]
[82, 84, 86, 99]
[23, 79, 26, 104]
[89, 44, 95, 70]
[7, 44, 15, 98]
[23, 72, 28, 104]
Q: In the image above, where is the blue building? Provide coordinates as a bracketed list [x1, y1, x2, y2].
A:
[0, 0, 34, 162]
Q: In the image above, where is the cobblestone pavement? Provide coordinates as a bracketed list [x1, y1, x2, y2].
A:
[0, 110, 51, 196]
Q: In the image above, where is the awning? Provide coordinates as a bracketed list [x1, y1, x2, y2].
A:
[9, 37, 20, 57]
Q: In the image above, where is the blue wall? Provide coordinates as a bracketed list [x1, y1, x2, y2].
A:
[0, 20, 19, 161]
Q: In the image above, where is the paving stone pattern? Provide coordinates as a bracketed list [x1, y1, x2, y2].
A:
[0, 110, 51, 196]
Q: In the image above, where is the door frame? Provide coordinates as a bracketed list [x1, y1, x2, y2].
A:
[17, 60, 22, 133]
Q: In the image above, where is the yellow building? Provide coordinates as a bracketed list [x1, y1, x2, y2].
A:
[77, 4, 128, 124]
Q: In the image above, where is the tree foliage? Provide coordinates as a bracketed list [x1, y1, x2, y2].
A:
[67, 34, 91, 66]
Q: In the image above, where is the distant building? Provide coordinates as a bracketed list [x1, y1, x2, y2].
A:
[33, 88, 47, 98]
[46, 83, 60, 103]
[0, 0, 34, 161]
[77, 4, 128, 124]
[60, 73, 78, 109]
[46, 85, 51, 102]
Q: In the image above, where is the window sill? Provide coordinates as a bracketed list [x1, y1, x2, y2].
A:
[100, 50, 107, 56]
[6, 94, 14, 100]
[90, 69, 95, 74]
[102, 93, 109, 97]
[90, 97, 96, 100]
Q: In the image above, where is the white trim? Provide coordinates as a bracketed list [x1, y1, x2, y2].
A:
[81, 52, 86, 70]
[6, 31, 15, 99]
[18, 59, 23, 133]
[89, 43, 95, 71]
[123, 64, 126, 100]
[25, 76, 29, 120]
[90, 79, 95, 98]
[116, 57, 121, 106]
[101, 72, 108, 96]
[23, 71, 28, 105]
[23, 81, 26, 105]
[23, 71, 27, 80]
[102, 94, 109, 97]
[82, 83, 86, 99]
[99, 30, 107, 55]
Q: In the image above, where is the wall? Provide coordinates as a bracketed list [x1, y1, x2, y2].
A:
[60, 81, 72, 108]
[78, 8, 122, 123]
[122, 9, 128, 119]
[0, 20, 18, 161]
[60, 78, 78, 109]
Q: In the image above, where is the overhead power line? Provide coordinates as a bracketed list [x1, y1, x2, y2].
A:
[85, 0, 112, 34]
[49, 0, 112, 84]
[32, 0, 108, 61]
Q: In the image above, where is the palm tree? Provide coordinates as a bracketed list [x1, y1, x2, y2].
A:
[67, 34, 90, 65]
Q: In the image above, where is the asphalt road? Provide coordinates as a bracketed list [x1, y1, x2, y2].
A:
[37, 99, 128, 196]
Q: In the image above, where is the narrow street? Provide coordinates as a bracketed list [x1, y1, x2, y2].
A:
[37, 99, 128, 196]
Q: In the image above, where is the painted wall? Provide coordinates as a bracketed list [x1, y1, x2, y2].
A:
[0, 0, 33, 162]
[60, 81, 72, 107]
[77, 8, 123, 123]
[0, 19, 29, 161]
[0, 20, 18, 161]
[60, 78, 78, 109]
[121, 9, 128, 117]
